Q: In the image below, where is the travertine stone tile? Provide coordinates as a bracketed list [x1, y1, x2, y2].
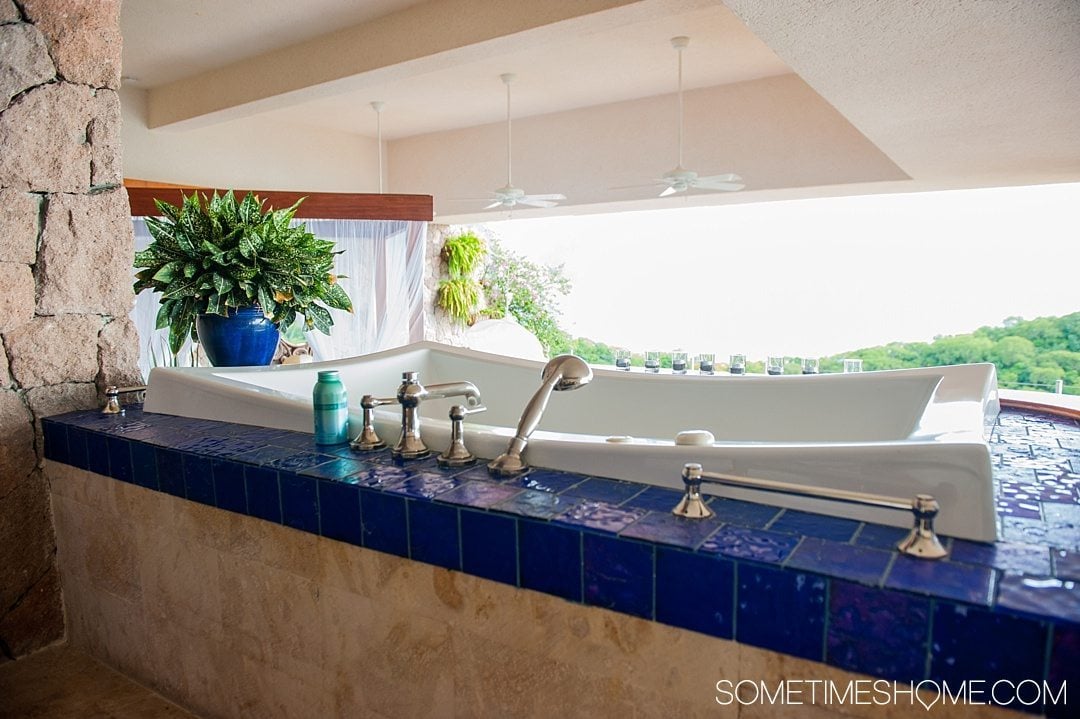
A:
[451, 627, 637, 719]
[51, 493, 95, 585]
[63, 577, 148, 682]
[117, 480, 176, 534]
[138, 530, 222, 632]
[227, 513, 321, 581]
[0, 644, 199, 719]
[141, 606, 240, 719]
[218, 553, 324, 669]
[48, 463, 121, 516]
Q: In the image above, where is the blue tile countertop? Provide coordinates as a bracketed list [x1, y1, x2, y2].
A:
[43, 406, 1080, 716]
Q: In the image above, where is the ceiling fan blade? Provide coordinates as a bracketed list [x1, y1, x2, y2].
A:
[692, 179, 746, 192]
[517, 198, 558, 208]
[611, 182, 664, 190]
[521, 193, 565, 201]
[659, 185, 679, 197]
[695, 173, 743, 184]
[483, 201, 504, 209]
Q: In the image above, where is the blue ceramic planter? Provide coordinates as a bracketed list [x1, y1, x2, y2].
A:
[196, 306, 279, 367]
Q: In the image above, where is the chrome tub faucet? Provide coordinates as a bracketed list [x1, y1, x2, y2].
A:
[351, 371, 482, 460]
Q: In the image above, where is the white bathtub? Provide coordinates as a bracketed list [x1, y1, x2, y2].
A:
[145, 342, 1000, 541]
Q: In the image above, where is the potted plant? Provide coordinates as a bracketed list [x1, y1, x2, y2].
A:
[133, 190, 353, 366]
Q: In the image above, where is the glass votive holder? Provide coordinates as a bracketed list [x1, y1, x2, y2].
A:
[729, 354, 746, 375]
[802, 357, 820, 375]
[698, 352, 716, 375]
[615, 348, 631, 370]
[766, 356, 784, 375]
[671, 350, 688, 374]
[843, 358, 864, 373]
[645, 350, 661, 373]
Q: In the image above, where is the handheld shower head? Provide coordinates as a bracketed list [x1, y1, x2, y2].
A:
[488, 355, 593, 477]
[542, 355, 593, 392]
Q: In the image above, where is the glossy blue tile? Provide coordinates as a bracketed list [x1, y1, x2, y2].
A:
[504, 469, 583, 494]
[65, 426, 89, 470]
[768, 509, 860, 542]
[351, 464, 417, 489]
[408, 500, 459, 570]
[519, 520, 581, 601]
[931, 602, 1049, 712]
[173, 435, 264, 459]
[155, 448, 186, 497]
[584, 533, 653, 619]
[317, 478, 362, 545]
[299, 457, 372, 481]
[853, 523, 911, 551]
[280, 472, 319, 533]
[704, 497, 782, 529]
[996, 576, 1080, 624]
[183, 454, 214, 505]
[737, 564, 827, 661]
[42, 421, 68, 464]
[452, 465, 498, 483]
[655, 547, 733, 638]
[360, 490, 408, 557]
[619, 511, 722, 550]
[493, 488, 582, 519]
[1048, 624, 1079, 719]
[460, 510, 517, 585]
[241, 444, 327, 470]
[1052, 548, 1080, 580]
[438, 481, 521, 509]
[785, 537, 892, 586]
[105, 436, 132, 483]
[563, 477, 644, 505]
[86, 431, 110, 476]
[385, 471, 462, 500]
[244, 465, 281, 523]
[212, 459, 246, 513]
[950, 540, 1052, 576]
[268, 429, 321, 450]
[620, 486, 685, 512]
[700, 526, 799, 564]
[129, 441, 157, 489]
[885, 556, 995, 605]
[555, 501, 647, 533]
[827, 580, 929, 682]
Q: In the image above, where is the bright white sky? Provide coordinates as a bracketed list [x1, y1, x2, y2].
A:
[485, 182, 1079, 360]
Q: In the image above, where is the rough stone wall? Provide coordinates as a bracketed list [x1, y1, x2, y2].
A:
[0, 0, 139, 660]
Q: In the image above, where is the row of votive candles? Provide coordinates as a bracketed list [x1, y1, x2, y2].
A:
[612, 351, 864, 375]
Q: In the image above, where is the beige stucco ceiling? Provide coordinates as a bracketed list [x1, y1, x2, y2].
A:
[118, 0, 1080, 220]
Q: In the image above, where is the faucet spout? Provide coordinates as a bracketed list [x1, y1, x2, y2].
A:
[488, 355, 592, 477]
[422, 381, 482, 407]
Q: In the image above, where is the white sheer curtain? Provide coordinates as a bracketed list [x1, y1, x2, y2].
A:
[302, 219, 426, 361]
[130, 217, 427, 378]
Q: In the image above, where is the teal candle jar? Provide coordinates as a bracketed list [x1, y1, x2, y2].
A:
[313, 370, 349, 445]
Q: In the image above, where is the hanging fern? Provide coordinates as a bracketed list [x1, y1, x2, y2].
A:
[436, 231, 486, 325]
[437, 277, 481, 325]
[441, 231, 485, 277]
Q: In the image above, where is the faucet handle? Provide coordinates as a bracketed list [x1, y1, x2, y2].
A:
[350, 394, 392, 452]
[437, 404, 481, 468]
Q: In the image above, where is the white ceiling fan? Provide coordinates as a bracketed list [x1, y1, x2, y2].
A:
[459, 73, 566, 209]
[618, 36, 745, 197]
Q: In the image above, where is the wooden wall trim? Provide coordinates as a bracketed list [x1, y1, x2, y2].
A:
[124, 183, 433, 221]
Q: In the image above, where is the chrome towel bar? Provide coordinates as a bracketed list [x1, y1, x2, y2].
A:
[673, 462, 947, 559]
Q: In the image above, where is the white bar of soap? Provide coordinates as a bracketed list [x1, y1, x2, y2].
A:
[675, 430, 715, 446]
